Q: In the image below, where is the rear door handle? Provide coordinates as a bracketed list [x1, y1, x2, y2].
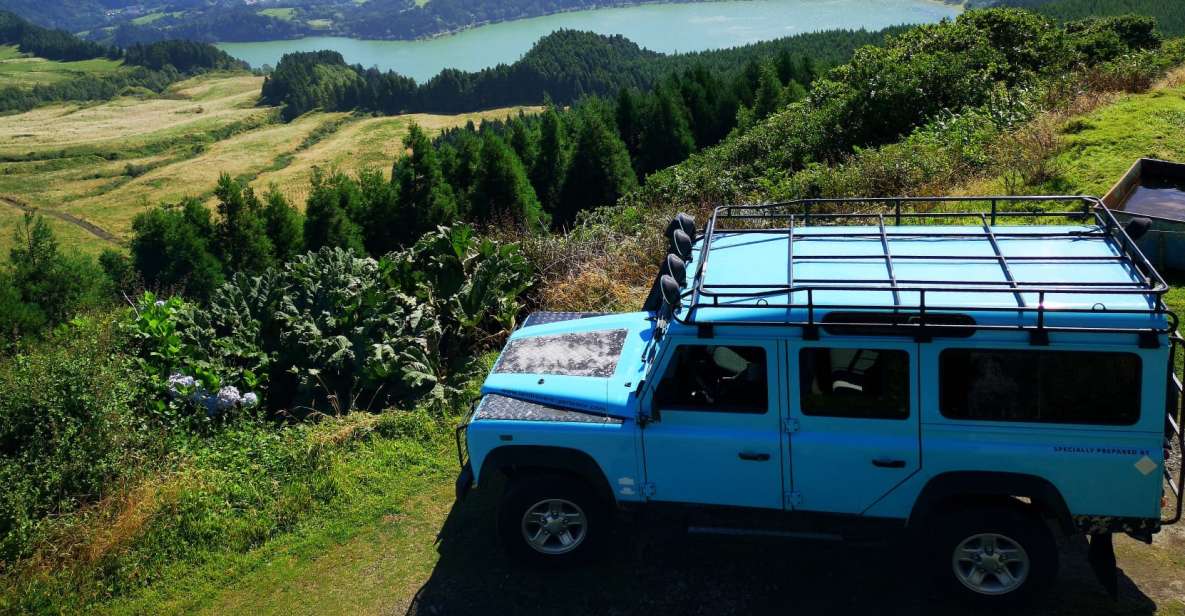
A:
[872, 458, 906, 468]
[738, 451, 771, 461]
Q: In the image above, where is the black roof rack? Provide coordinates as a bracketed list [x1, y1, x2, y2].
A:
[674, 196, 1176, 344]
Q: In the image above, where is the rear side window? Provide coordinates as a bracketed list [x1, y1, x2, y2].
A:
[939, 349, 1141, 425]
[655, 345, 768, 413]
[799, 348, 910, 419]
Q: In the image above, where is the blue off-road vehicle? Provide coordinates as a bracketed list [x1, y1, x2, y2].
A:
[455, 196, 1185, 602]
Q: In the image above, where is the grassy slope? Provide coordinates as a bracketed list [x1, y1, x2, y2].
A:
[0, 45, 122, 89]
[103, 423, 459, 616]
[258, 7, 297, 21]
[0, 71, 538, 253]
[1054, 85, 1185, 194]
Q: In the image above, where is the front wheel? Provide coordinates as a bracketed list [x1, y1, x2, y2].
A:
[933, 506, 1058, 604]
[497, 474, 609, 565]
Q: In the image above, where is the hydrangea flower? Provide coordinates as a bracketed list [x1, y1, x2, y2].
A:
[215, 386, 242, 411]
[166, 373, 196, 396]
[165, 374, 261, 416]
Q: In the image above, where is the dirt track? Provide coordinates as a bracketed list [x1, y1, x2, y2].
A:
[0, 195, 119, 244]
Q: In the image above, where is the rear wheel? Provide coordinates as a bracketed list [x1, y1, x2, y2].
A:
[497, 474, 609, 566]
[932, 505, 1057, 604]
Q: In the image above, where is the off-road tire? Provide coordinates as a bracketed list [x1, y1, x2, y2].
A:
[497, 473, 609, 566]
[932, 504, 1058, 604]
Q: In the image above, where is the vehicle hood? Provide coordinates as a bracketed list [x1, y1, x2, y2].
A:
[480, 311, 655, 418]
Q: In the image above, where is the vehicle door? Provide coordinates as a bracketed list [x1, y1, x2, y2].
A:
[641, 337, 785, 509]
[786, 339, 920, 514]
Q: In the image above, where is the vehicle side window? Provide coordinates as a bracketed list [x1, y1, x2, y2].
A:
[654, 345, 768, 413]
[939, 349, 1141, 425]
[799, 348, 910, 419]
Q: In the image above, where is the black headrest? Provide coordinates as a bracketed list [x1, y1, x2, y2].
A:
[663, 254, 687, 287]
[670, 229, 692, 262]
[1125, 216, 1152, 241]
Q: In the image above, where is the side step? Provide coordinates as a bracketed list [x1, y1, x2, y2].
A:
[688, 526, 842, 542]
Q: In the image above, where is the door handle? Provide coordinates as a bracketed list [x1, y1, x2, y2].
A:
[738, 451, 771, 461]
[872, 458, 906, 468]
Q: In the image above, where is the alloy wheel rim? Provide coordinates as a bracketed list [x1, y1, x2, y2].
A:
[521, 498, 587, 555]
[952, 532, 1031, 596]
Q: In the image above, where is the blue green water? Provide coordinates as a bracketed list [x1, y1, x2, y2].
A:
[216, 0, 960, 82]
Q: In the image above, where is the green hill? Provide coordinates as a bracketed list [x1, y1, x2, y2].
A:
[996, 0, 1185, 36]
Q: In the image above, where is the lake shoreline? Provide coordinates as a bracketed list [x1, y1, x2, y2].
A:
[217, 0, 962, 81]
[218, 0, 966, 46]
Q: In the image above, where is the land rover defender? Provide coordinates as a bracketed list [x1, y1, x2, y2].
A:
[455, 196, 1185, 602]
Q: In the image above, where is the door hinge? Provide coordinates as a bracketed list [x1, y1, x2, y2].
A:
[642, 482, 657, 498]
[783, 417, 800, 433]
[785, 491, 803, 509]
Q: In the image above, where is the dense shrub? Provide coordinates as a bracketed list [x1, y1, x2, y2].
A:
[0, 316, 148, 562]
[0, 214, 108, 348]
[130, 178, 305, 301]
[127, 226, 531, 417]
[130, 199, 225, 301]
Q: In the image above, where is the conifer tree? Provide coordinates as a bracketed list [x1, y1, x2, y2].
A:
[262, 188, 304, 263]
[530, 107, 570, 215]
[443, 129, 482, 214]
[214, 173, 273, 273]
[303, 170, 366, 254]
[751, 61, 787, 122]
[471, 131, 546, 231]
[357, 168, 402, 254]
[508, 115, 539, 173]
[393, 124, 457, 241]
[637, 84, 696, 176]
[615, 87, 643, 159]
[557, 108, 636, 227]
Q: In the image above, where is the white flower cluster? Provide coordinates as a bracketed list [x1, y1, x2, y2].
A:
[166, 373, 260, 417]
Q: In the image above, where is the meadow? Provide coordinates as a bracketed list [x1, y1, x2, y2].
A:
[0, 45, 122, 89]
[0, 70, 538, 257]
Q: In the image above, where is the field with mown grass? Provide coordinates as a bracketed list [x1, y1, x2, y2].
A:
[0, 45, 122, 89]
[258, 7, 297, 21]
[0, 70, 539, 257]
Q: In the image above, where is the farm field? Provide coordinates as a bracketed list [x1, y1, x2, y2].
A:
[251, 108, 541, 205]
[0, 45, 122, 89]
[0, 70, 538, 256]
